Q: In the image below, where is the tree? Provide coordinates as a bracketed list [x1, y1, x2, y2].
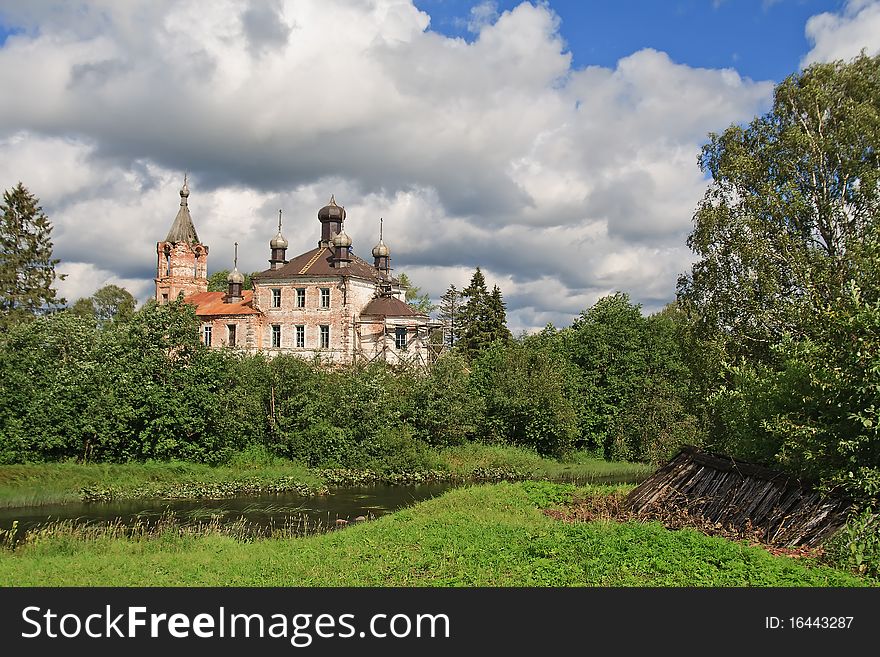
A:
[207, 269, 254, 292]
[488, 285, 512, 342]
[459, 268, 510, 358]
[0, 183, 65, 330]
[69, 284, 136, 326]
[470, 340, 578, 458]
[438, 284, 462, 347]
[677, 54, 880, 363]
[397, 272, 435, 314]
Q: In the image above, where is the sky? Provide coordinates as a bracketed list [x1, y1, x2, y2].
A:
[0, 0, 878, 334]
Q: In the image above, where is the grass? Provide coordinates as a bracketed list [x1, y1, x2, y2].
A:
[0, 459, 325, 508]
[0, 482, 869, 587]
[0, 445, 652, 508]
[438, 444, 654, 483]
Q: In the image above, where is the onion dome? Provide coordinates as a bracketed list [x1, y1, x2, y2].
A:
[332, 230, 352, 248]
[270, 208, 288, 248]
[270, 231, 288, 249]
[372, 239, 390, 258]
[227, 267, 244, 284]
[318, 194, 346, 222]
[180, 174, 190, 199]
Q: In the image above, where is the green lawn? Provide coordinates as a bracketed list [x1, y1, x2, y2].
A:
[0, 482, 867, 587]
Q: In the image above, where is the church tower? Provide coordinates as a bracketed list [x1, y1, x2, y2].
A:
[155, 175, 209, 303]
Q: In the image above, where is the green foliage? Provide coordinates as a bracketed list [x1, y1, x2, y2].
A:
[0, 182, 65, 330]
[520, 481, 576, 508]
[438, 283, 462, 347]
[459, 267, 510, 359]
[471, 341, 578, 458]
[825, 506, 880, 579]
[709, 285, 880, 498]
[69, 284, 136, 325]
[678, 53, 880, 363]
[397, 272, 435, 314]
[409, 351, 484, 447]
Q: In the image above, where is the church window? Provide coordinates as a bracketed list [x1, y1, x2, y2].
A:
[271, 288, 281, 308]
[271, 324, 281, 348]
[320, 325, 330, 349]
[295, 325, 305, 348]
[203, 325, 212, 346]
[395, 326, 407, 350]
[320, 288, 330, 308]
[227, 324, 236, 347]
[296, 288, 306, 308]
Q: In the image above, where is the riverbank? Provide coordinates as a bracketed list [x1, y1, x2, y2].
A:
[0, 482, 868, 586]
[0, 445, 653, 508]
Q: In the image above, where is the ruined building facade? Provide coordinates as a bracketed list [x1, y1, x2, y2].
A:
[154, 179, 437, 365]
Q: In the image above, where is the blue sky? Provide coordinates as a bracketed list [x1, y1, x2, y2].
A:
[0, 0, 876, 331]
[415, 0, 846, 81]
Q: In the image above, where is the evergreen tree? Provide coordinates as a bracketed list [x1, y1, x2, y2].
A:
[459, 268, 509, 358]
[488, 284, 511, 342]
[0, 183, 65, 330]
[438, 284, 461, 347]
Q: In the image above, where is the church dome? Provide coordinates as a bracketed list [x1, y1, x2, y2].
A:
[372, 239, 390, 258]
[270, 232, 288, 249]
[318, 195, 345, 222]
[332, 230, 352, 248]
[227, 267, 244, 284]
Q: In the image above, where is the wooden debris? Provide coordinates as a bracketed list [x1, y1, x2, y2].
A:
[623, 446, 851, 547]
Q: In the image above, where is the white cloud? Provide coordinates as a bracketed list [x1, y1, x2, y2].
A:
[802, 0, 880, 66]
[0, 0, 776, 333]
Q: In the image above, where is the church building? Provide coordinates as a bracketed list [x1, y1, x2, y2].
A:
[154, 177, 437, 365]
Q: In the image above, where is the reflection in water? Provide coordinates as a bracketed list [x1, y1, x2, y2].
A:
[0, 484, 457, 539]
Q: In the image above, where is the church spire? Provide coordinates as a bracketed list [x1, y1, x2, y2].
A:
[165, 173, 199, 243]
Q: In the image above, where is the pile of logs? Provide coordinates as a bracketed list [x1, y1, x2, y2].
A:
[623, 446, 852, 547]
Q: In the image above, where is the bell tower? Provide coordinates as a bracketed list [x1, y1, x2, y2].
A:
[155, 174, 209, 303]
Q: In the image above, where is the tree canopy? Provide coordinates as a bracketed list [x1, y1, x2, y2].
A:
[69, 284, 137, 326]
[678, 53, 880, 362]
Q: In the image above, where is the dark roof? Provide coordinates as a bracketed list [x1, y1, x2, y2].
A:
[165, 203, 200, 244]
[185, 290, 260, 316]
[252, 246, 387, 282]
[361, 295, 424, 317]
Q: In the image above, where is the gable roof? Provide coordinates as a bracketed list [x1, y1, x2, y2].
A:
[185, 290, 260, 317]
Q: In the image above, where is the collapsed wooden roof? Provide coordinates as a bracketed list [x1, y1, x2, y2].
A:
[624, 446, 852, 547]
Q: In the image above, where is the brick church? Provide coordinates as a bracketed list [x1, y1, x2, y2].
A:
[154, 177, 437, 365]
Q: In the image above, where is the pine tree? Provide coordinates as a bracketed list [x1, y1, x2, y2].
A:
[460, 267, 491, 358]
[0, 183, 65, 330]
[488, 284, 511, 342]
[438, 284, 461, 347]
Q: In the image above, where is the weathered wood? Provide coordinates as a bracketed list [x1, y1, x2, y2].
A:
[623, 446, 852, 547]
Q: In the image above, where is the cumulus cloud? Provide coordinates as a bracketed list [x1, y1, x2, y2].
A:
[802, 0, 880, 66]
[0, 0, 776, 332]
